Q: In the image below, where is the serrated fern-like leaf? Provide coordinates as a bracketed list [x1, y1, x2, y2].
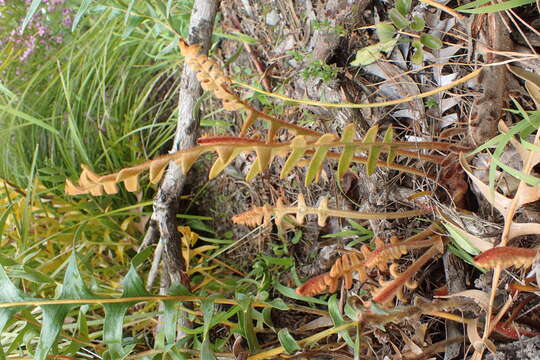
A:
[103, 265, 150, 359]
[66, 127, 464, 196]
[179, 39, 320, 142]
[35, 253, 95, 360]
[232, 193, 429, 228]
[295, 232, 443, 298]
[161, 284, 192, 345]
[473, 247, 538, 269]
[305, 134, 335, 185]
[337, 124, 356, 179]
[372, 243, 442, 305]
[0, 266, 31, 358]
[363, 125, 381, 176]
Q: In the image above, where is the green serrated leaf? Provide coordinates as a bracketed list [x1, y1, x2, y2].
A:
[363, 125, 382, 176]
[328, 295, 355, 347]
[410, 16, 425, 31]
[201, 298, 216, 360]
[103, 264, 149, 358]
[376, 23, 396, 42]
[278, 329, 301, 354]
[338, 124, 357, 179]
[236, 293, 259, 352]
[389, 8, 409, 29]
[396, 0, 412, 15]
[420, 34, 443, 49]
[162, 284, 192, 345]
[0, 265, 29, 341]
[382, 127, 396, 166]
[35, 253, 95, 360]
[305, 134, 334, 185]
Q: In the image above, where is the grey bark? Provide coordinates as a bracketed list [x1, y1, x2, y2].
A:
[141, 0, 219, 286]
[485, 336, 540, 360]
[139, 0, 219, 336]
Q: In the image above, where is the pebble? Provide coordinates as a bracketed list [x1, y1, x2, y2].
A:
[265, 10, 279, 26]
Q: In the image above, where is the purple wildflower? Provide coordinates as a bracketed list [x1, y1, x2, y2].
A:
[63, 16, 71, 28]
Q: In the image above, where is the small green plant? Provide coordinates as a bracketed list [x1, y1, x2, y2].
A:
[311, 19, 346, 37]
[322, 219, 373, 247]
[351, 0, 442, 66]
[424, 97, 438, 109]
[288, 50, 340, 82]
[301, 59, 339, 82]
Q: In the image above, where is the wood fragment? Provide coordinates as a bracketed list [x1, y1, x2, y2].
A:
[468, 12, 513, 145]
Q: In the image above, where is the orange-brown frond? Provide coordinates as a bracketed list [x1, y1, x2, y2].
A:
[179, 39, 243, 111]
[231, 204, 273, 227]
[295, 272, 335, 297]
[474, 247, 538, 269]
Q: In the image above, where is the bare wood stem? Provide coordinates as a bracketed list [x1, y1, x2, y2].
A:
[140, 0, 219, 336]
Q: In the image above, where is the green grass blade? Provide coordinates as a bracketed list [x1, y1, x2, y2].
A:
[455, 0, 492, 10]
[457, 0, 534, 13]
[0, 81, 16, 100]
[0, 106, 59, 135]
[492, 156, 540, 185]
[72, 0, 95, 30]
[21, 0, 43, 32]
[275, 282, 328, 305]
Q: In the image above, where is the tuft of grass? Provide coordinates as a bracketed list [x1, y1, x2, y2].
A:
[0, 5, 189, 204]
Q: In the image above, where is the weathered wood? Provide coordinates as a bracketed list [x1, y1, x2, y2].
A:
[142, 0, 219, 286]
[139, 0, 219, 338]
[468, 12, 513, 145]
